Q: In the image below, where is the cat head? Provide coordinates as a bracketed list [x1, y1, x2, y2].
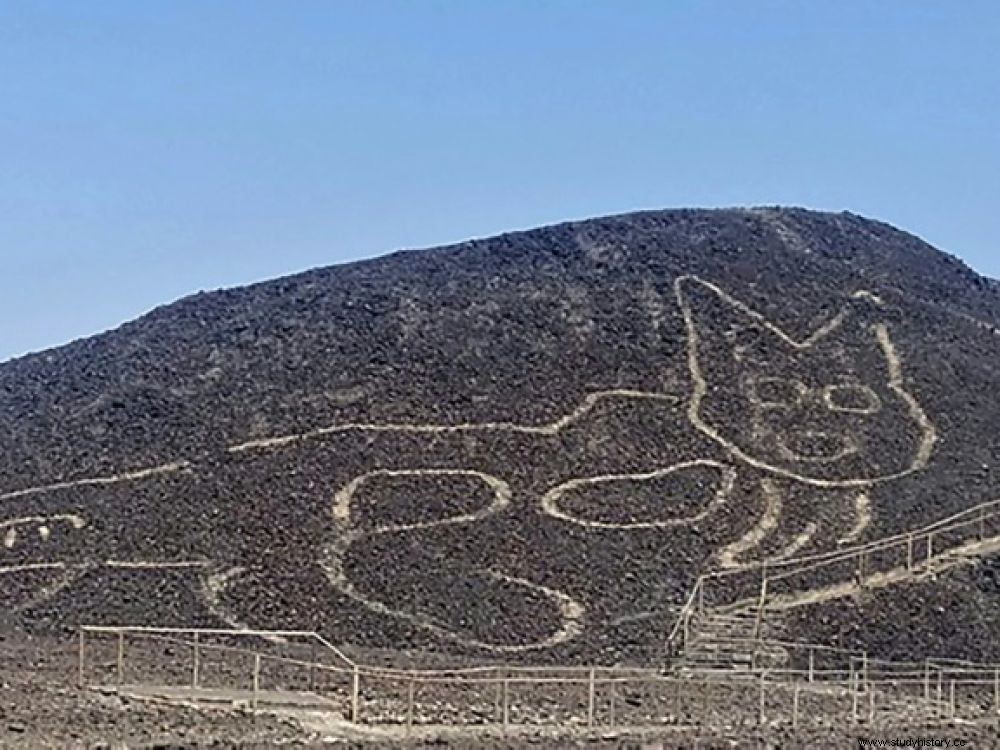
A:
[675, 276, 936, 487]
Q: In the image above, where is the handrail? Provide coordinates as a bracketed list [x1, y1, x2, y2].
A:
[81, 625, 356, 666]
[667, 497, 1000, 655]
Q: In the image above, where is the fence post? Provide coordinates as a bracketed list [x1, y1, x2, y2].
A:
[697, 579, 705, 616]
[868, 680, 875, 722]
[850, 661, 858, 721]
[924, 661, 931, 703]
[753, 567, 769, 640]
[609, 680, 616, 728]
[758, 673, 766, 727]
[701, 677, 709, 721]
[980, 507, 987, 541]
[494, 675, 502, 722]
[192, 632, 200, 689]
[351, 666, 360, 723]
[856, 551, 865, 584]
[994, 668, 999, 714]
[674, 675, 682, 722]
[587, 668, 596, 728]
[309, 640, 316, 691]
[950, 680, 956, 718]
[406, 677, 415, 734]
[116, 631, 125, 686]
[77, 629, 86, 689]
[252, 653, 260, 710]
[808, 648, 815, 683]
[792, 683, 800, 730]
[906, 535, 914, 570]
[502, 679, 510, 730]
[926, 533, 934, 567]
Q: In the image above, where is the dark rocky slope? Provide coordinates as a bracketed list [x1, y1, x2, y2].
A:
[3, 207, 1000, 665]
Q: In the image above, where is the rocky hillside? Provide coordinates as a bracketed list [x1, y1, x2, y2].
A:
[3, 207, 1000, 665]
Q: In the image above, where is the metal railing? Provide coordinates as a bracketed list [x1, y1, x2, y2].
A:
[668, 497, 1000, 656]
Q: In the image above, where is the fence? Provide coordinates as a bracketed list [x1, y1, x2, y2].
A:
[668, 496, 1000, 656]
[78, 625, 1000, 732]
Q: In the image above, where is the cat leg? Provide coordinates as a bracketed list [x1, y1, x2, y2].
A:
[321, 468, 585, 653]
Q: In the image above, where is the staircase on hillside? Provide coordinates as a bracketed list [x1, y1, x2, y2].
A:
[679, 607, 788, 671]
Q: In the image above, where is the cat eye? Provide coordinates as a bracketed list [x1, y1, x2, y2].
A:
[823, 384, 882, 414]
[745, 377, 806, 408]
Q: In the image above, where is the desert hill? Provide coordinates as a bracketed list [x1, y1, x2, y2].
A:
[3, 206, 1000, 666]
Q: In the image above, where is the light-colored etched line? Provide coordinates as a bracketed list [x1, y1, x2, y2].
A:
[0, 562, 66, 575]
[0, 559, 207, 574]
[852, 289, 887, 306]
[716, 479, 782, 569]
[228, 390, 680, 454]
[197, 566, 286, 641]
[12, 567, 90, 614]
[676, 274, 937, 487]
[774, 432, 859, 464]
[0, 462, 190, 503]
[325, 559, 585, 653]
[677, 275, 849, 352]
[837, 492, 872, 545]
[333, 468, 512, 531]
[324, 469, 584, 651]
[766, 522, 819, 563]
[874, 323, 938, 470]
[822, 384, 882, 414]
[539, 460, 736, 530]
[103, 560, 209, 569]
[0, 513, 86, 530]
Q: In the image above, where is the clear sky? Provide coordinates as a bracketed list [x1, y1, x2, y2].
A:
[1, 1, 997, 363]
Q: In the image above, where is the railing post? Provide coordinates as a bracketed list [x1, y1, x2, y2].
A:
[192, 632, 200, 689]
[252, 653, 260, 710]
[116, 631, 125, 686]
[502, 678, 510, 730]
[674, 674, 682, 721]
[406, 677, 415, 734]
[701, 677, 709, 721]
[587, 668, 595, 728]
[351, 666, 360, 723]
[850, 660, 858, 721]
[309, 639, 316, 691]
[924, 661, 931, 703]
[77, 629, 86, 689]
[757, 672, 766, 726]
[609, 680, 616, 728]
[792, 683, 800, 730]
[808, 648, 815, 683]
[753, 566, 769, 640]
[868, 679, 875, 722]
[494, 675, 502, 722]
[950, 680, 956, 718]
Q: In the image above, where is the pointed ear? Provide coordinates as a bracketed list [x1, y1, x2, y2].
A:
[675, 275, 854, 366]
[819, 294, 897, 380]
[676, 276, 794, 369]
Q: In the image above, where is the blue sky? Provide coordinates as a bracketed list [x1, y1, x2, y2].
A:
[1, 1, 997, 362]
